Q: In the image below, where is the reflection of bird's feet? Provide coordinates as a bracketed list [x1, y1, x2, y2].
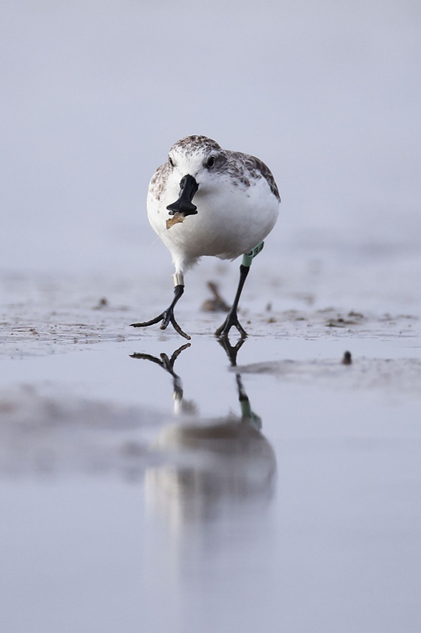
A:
[131, 286, 191, 340]
[130, 343, 191, 399]
[215, 308, 248, 340]
[130, 343, 190, 372]
[217, 336, 245, 367]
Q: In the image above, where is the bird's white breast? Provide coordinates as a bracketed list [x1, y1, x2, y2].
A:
[147, 172, 279, 271]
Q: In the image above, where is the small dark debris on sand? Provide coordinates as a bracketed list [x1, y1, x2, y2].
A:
[201, 281, 230, 313]
[342, 351, 352, 365]
[93, 298, 108, 310]
[326, 312, 366, 329]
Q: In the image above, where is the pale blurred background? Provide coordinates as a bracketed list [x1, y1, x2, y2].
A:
[1, 0, 420, 282]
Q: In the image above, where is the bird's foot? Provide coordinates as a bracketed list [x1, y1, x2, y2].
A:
[215, 308, 248, 340]
[131, 284, 191, 340]
[131, 308, 191, 340]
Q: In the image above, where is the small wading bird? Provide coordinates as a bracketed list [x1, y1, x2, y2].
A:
[131, 135, 280, 340]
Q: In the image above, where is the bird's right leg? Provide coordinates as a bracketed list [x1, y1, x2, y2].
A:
[131, 272, 191, 340]
[215, 242, 265, 340]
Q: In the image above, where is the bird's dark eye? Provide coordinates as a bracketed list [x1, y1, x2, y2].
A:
[168, 156, 175, 167]
[206, 156, 215, 168]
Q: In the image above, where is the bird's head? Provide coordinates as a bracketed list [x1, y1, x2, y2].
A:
[166, 135, 227, 217]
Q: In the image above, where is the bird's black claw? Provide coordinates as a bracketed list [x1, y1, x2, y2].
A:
[215, 310, 248, 340]
[167, 315, 191, 340]
[131, 313, 166, 328]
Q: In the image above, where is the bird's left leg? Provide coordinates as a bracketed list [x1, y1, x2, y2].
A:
[131, 272, 191, 340]
[215, 242, 264, 339]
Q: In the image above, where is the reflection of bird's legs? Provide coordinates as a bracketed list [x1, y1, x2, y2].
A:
[236, 374, 247, 402]
[217, 336, 246, 368]
[216, 336, 262, 431]
[235, 373, 262, 430]
[130, 343, 190, 400]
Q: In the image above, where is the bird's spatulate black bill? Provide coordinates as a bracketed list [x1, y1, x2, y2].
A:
[131, 284, 191, 340]
[166, 174, 199, 217]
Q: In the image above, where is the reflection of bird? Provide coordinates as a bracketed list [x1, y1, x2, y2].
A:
[131, 341, 277, 525]
[131, 135, 280, 340]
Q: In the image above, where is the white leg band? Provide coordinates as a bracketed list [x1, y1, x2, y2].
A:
[173, 272, 184, 286]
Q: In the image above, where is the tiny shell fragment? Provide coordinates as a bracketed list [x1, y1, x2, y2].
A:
[166, 213, 185, 230]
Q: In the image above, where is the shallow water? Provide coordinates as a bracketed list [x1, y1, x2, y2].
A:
[1, 322, 421, 632]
